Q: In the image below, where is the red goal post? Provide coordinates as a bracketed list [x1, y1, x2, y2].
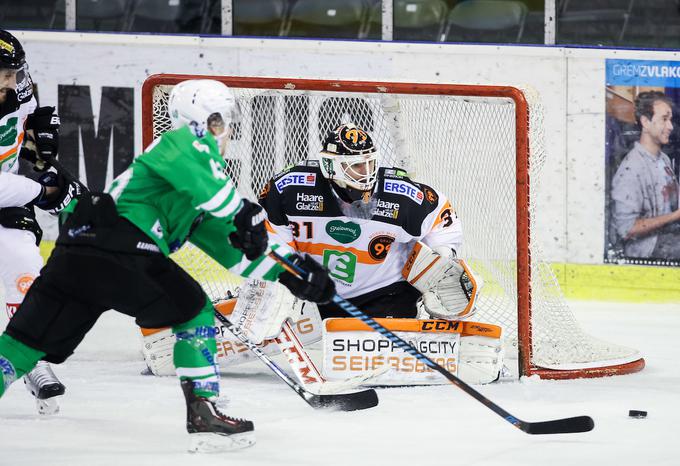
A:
[142, 74, 644, 380]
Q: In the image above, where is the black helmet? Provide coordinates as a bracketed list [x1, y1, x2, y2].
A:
[319, 123, 379, 193]
[0, 30, 26, 70]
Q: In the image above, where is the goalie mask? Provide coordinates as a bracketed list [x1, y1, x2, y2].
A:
[319, 123, 379, 198]
[0, 30, 25, 107]
[0, 30, 25, 70]
[168, 79, 241, 156]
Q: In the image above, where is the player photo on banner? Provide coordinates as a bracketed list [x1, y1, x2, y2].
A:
[605, 59, 680, 267]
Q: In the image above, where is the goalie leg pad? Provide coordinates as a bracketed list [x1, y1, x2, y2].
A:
[140, 299, 323, 376]
[322, 317, 502, 385]
[458, 334, 504, 385]
[229, 278, 301, 344]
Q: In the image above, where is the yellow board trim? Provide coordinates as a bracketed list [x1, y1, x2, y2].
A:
[38, 242, 680, 303]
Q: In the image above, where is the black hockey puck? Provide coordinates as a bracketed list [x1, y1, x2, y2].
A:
[628, 410, 647, 418]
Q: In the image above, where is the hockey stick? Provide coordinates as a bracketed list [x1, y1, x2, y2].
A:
[269, 250, 595, 435]
[45, 153, 378, 411]
[213, 309, 379, 412]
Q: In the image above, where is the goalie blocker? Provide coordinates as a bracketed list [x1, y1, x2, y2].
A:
[322, 318, 503, 385]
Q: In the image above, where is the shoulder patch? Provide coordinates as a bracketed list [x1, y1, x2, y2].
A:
[305, 159, 320, 167]
[258, 180, 272, 199]
[382, 178, 424, 205]
[420, 185, 439, 205]
[275, 172, 317, 193]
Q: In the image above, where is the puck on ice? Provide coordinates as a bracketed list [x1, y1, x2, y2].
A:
[628, 410, 647, 418]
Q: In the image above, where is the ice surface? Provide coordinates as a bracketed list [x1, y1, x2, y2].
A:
[1, 301, 678, 466]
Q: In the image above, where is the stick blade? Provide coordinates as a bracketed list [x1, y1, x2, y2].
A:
[522, 415, 594, 435]
[306, 389, 379, 412]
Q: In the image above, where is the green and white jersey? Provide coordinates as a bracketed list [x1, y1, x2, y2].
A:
[108, 126, 290, 282]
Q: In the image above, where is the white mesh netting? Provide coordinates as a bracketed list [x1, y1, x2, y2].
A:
[147, 78, 641, 377]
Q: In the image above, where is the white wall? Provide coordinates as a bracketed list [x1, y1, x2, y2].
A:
[14, 31, 680, 265]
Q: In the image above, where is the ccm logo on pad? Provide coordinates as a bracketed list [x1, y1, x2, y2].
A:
[383, 180, 423, 204]
[276, 173, 317, 192]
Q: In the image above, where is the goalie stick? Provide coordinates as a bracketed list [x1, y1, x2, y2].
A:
[269, 251, 595, 435]
[213, 309, 379, 411]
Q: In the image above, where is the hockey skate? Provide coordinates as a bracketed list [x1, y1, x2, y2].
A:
[24, 361, 66, 415]
[181, 380, 255, 453]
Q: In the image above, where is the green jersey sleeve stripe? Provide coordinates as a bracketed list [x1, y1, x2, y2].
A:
[211, 195, 242, 218]
[195, 181, 235, 212]
[240, 253, 269, 277]
[245, 243, 294, 280]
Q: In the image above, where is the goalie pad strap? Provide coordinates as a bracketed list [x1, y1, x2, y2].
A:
[324, 317, 501, 339]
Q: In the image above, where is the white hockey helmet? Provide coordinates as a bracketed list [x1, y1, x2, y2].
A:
[319, 123, 379, 192]
[168, 79, 240, 152]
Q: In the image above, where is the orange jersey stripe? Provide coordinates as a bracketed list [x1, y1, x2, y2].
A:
[0, 131, 24, 163]
[295, 241, 381, 264]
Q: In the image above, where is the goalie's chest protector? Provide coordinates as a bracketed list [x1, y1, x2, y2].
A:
[264, 163, 442, 299]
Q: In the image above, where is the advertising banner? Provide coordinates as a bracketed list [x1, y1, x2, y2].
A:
[605, 59, 680, 266]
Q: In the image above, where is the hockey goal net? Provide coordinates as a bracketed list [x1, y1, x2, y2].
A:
[142, 74, 644, 380]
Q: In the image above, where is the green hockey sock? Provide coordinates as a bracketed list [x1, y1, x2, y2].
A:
[172, 299, 219, 399]
[0, 334, 45, 397]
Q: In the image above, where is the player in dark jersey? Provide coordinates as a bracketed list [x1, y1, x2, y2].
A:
[259, 123, 479, 321]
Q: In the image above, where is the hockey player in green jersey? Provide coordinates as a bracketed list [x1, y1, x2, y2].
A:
[0, 79, 335, 452]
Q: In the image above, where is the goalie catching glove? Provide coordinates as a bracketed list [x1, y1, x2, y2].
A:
[402, 241, 482, 320]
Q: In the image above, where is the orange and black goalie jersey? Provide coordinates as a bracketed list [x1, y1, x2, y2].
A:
[258, 160, 463, 299]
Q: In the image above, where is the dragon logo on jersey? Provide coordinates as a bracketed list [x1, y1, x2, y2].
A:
[424, 187, 438, 204]
[326, 220, 361, 243]
[0, 117, 18, 147]
[275, 172, 317, 192]
[259, 181, 271, 199]
[323, 250, 357, 284]
[383, 180, 423, 205]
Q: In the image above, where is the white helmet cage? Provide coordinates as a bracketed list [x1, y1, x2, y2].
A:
[318, 123, 380, 192]
[168, 79, 241, 152]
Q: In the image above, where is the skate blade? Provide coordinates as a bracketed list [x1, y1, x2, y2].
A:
[188, 431, 256, 453]
[36, 397, 60, 416]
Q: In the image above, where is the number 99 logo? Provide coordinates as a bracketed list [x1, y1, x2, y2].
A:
[368, 235, 395, 261]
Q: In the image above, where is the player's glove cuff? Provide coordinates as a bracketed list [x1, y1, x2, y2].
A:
[278, 254, 335, 304]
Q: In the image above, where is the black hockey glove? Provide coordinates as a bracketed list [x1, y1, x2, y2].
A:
[229, 198, 268, 260]
[0, 206, 42, 246]
[34, 171, 84, 215]
[278, 254, 336, 304]
[23, 106, 60, 171]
